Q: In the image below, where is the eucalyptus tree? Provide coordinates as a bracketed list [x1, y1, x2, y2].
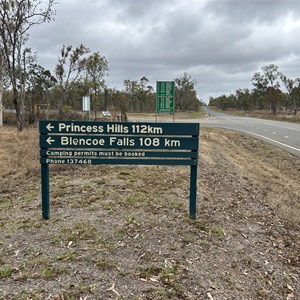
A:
[252, 65, 282, 114]
[235, 88, 252, 110]
[123, 78, 138, 111]
[280, 74, 300, 115]
[84, 51, 108, 116]
[55, 44, 90, 118]
[252, 71, 269, 110]
[0, 0, 56, 130]
[26, 63, 56, 121]
[290, 79, 300, 115]
[108, 89, 128, 121]
[135, 76, 154, 112]
[123, 77, 154, 112]
[174, 72, 200, 111]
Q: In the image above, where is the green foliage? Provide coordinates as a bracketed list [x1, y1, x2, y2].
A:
[212, 225, 225, 238]
[0, 0, 56, 130]
[42, 267, 55, 278]
[174, 72, 201, 111]
[209, 64, 300, 114]
[96, 257, 117, 270]
[55, 44, 90, 118]
[85, 52, 109, 111]
[0, 266, 13, 278]
[123, 77, 156, 112]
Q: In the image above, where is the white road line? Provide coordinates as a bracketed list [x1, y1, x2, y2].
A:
[235, 129, 300, 153]
[264, 122, 297, 131]
[284, 136, 289, 139]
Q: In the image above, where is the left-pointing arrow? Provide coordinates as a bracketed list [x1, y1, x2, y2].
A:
[46, 137, 55, 145]
[46, 123, 54, 131]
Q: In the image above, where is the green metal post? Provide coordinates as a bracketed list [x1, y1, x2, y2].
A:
[189, 164, 197, 219]
[41, 163, 50, 219]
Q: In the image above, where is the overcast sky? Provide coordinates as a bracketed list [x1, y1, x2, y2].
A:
[28, 0, 300, 103]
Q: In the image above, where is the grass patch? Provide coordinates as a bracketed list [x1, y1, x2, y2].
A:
[0, 266, 13, 278]
[212, 225, 225, 238]
[96, 257, 118, 270]
[56, 251, 77, 262]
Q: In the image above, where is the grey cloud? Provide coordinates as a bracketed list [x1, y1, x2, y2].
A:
[27, 0, 300, 102]
[204, 0, 300, 24]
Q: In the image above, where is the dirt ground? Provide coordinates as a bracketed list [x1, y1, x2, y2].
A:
[0, 126, 299, 300]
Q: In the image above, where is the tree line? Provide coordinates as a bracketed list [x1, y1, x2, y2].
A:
[209, 64, 300, 115]
[0, 1, 201, 131]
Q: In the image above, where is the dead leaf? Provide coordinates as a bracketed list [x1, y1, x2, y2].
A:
[106, 283, 120, 296]
[287, 284, 294, 291]
[268, 280, 272, 286]
[149, 276, 160, 282]
[207, 292, 214, 300]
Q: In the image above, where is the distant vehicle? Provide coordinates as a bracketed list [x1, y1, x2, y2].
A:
[101, 111, 111, 117]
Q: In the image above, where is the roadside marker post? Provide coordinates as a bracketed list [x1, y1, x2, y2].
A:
[39, 120, 199, 220]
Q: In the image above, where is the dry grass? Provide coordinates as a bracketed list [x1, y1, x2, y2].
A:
[128, 109, 207, 118]
[0, 127, 40, 190]
[203, 129, 300, 228]
[0, 124, 299, 228]
[225, 109, 300, 123]
[0, 125, 299, 299]
[0, 124, 299, 225]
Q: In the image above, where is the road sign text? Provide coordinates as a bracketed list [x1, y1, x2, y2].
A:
[39, 120, 199, 220]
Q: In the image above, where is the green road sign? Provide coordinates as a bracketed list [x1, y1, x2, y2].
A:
[39, 120, 199, 220]
[40, 135, 198, 150]
[156, 81, 175, 113]
[39, 120, 199, 135]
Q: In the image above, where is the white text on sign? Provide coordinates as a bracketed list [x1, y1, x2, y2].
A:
[56, 123, 164, 134]
[58, 137, 181, 147]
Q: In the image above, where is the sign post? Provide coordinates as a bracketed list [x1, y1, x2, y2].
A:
[39, 120, 199, 220]
[82, 96, 90, 120]
[41, 163, 50, 219]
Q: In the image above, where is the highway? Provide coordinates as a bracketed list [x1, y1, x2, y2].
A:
[129, 108, 300, 158]
[202, 106, 300, 158]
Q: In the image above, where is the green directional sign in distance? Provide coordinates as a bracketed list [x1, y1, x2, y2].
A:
[156, 81, 175, 113]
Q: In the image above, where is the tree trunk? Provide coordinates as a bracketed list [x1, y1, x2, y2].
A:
[0, 93, 3, 127]
[58, 87, 66, 119]
[12, 90, 24, 131]
[0, 60, 3, 127]
[272, 104, 277, 115]
[19, 89, 25, 128]
[294, 99, 298, 115]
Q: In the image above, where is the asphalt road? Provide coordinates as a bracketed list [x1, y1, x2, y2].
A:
[202, 106, 300, 158]
[129, 108, 300, 158]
